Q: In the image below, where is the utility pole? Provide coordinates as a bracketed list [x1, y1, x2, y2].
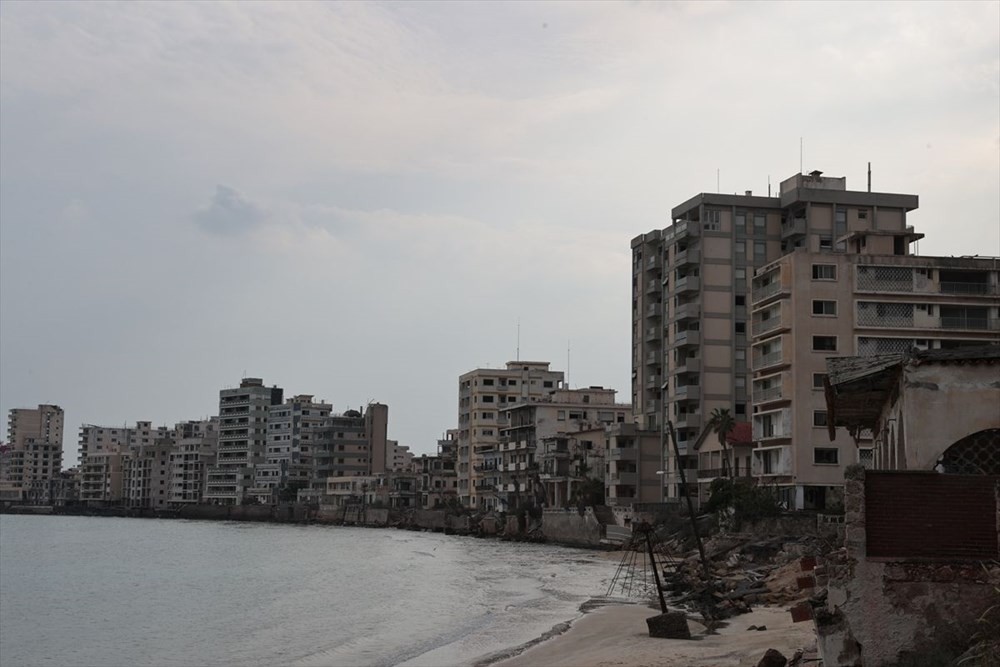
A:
[667, 420, 710, 581]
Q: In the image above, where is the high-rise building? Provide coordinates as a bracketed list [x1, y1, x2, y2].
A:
[456, 361, 564, 508]
[168, 419, 218, 505]
[77, 420, 172, 506]
[312, 403, 389, 487]
[205, 378, 283, 505]
[632, 170, 1000, 509]
[1, 404, 64, 503]
[254, 394, 332, 500]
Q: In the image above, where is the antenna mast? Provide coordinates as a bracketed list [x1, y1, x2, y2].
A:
[516, 318, 520, 362]
[566, 340, 571, 388]
[799, 137, 803, 173]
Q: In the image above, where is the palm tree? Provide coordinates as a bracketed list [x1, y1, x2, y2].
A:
[708, 408, 736, 478]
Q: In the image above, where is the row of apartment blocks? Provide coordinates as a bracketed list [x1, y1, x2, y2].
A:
[632, 170, 999, 510]
[0, 404, 67, 504]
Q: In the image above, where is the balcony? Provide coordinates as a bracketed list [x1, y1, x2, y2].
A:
[646, 374, 661, 389]
[753, 384, 784, 404]
[608, 472, 638, 485]
[672, 247, 701, 266]
[645, 326, 661, 343]
[751, 279, 784, 305]
[675, 413, 702, 430]
[939, 316, 999, 331]
[674, 357, 700, 374]
[939, 281, 995, 295]
[752, 348, 786, 372]
[608, 447, 638, 461]
[646, 351, 661, 366]
[671, 303, 700, 322]
[646, 255, 662, 270]
[780, 218, 806, 239]
[674, 275, 701, 295]
[752, 445, 793, 476]
[646, 279, 662, 295]
[673, 331, 700, 348]
[646, 303, 662, 319]
[673, 221, 700, 239]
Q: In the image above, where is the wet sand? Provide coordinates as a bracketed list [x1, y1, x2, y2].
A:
[493, 603, 815, 667]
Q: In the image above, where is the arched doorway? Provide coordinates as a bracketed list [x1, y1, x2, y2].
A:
[938, 428, 1000, 474]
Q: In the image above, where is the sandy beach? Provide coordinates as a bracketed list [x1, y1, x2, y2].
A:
[493, 603, 815, 667]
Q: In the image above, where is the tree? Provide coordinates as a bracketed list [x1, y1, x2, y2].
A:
[708, 408, 735, 478]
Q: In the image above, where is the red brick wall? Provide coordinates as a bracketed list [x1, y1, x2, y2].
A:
[865, 472, 999, 560]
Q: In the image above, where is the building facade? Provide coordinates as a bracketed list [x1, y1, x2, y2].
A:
[632, 170, 997, 509]
[1, 404, 64, 503]
[168, 419, 218, 505]
[205, 378, 284, 505]
[254, 394, 332, 501]
[457, 361, 565, 508]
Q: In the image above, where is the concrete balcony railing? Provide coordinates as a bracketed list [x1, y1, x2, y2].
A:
[646, 303, 662, 318]
[673, 331, 701, 348]
[939, 282, 996, 295]
[674, 357, 700, 375]
[751, 280, 782, 305]
[608, 472, 638, 485]
[753, 350, 785, 371]
[672, 247, 701, 266]
[608, 447, 638, 461]
[647, 279, 662, 294]
[671, 303, 701, 322]
[780, 218, 806, 239]
[754, 385, 784, 403]
[752, 314, 783, 337]
[674, 276, 701, 294]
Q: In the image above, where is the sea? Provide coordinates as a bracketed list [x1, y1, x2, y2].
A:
[0, 515, 621, 667]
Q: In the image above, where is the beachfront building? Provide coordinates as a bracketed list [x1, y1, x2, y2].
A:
[631, 169, 998, 509]
[1, 404, 65, 503]
[457, 361, 565, 508]
[124, 436, 174, 510]
[387, 440, 414, 472]
[205, 378, 284, 505]
[752, 249, 1000, 509]
[77, 421, 173, 506]
[252, 394, 332, 502]
[604, 423, 663, 507]
[487, 387, 629, 511]
[168, 419, 219, 505]
[312, 403, 390, 490]
[536, 424, 608, 509]
[415, 434, 459, 510]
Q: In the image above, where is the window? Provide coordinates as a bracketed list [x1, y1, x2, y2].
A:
[813, 336, 837, 351]
[814, 448, 839, 465]
[704, 209, 721, 231]
[482, 395, 495, 403]
[483, 379, 494, 386]
[754, 241, 766, 259]
[812, 373, 827, 389]
[819, 237, 833, 251]
[812, 264, 837, 280]
[754, 214, 766, 232]
[508, 380, 517, 386]
[813, 411, 828, 427]
[557, 411, 566, 421]
[735, 322, 746, 334]
[812, 300, 837, 316]
[543, 381, 554, 388]
[735, 295, 746, 306]
[735, 402, 746, 416]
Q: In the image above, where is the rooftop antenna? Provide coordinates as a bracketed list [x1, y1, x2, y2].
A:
[566, 340, 571, 388]
[716, 168, 720, 193]
[516, 318, 520, 362]
[768, 174, 771, 197]
[799, 137, 803, 174]
[867, 161, 872, 192]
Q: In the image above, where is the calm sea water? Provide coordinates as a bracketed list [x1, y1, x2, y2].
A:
[0, 515, 618, 667]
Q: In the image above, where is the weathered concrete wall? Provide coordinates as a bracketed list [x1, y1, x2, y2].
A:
[891, 361, 1000, 471]
[541, 507, 604, 547]
[817, 468, 1000, 666]
[411, 510, 447, 530]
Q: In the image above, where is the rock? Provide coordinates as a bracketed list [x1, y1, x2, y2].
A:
[646, 611, 692, 639]
[756, 625, 767, 631]
[747, 624, 758, 631]
[756, 648, 788, 667]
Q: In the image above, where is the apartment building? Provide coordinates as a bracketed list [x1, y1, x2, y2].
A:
[169, 419, 218, 505]
[387, 440, 414, 472]
[631, 169, 988, 507]
[125, 438, 174, 510]
[604, 423, 663, 507]
[312, 403, 389, 487]
[253, 394, 332, 500]
[415, 435, 458, 510]
[77, 421, 172, 506]
[536, 424, 608, 509]
[485, 387, 629, 511]
[1, 404, 64, 503]
[205, 378, 283, 505]
[751, 250, 999, 509]
[457, 361, 565, 508]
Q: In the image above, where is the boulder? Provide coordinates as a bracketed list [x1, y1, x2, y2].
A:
[646, 611, 692, 639]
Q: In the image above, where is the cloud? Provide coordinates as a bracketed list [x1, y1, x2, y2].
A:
[194, 185, 267, 236]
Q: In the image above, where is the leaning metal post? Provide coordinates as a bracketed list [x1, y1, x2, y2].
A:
[640, 523, 668, 613]
[667, 420, 711, 581]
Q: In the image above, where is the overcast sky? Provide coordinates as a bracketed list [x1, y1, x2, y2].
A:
[2, 1, 998, 462]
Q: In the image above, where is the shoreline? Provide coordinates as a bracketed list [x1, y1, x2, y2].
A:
[479, 600, 815, 667]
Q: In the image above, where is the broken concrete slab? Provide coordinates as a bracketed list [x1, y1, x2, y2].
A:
[646, 611, 692, 639]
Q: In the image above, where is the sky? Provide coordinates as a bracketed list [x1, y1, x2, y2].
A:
[1, 1, 998, 463]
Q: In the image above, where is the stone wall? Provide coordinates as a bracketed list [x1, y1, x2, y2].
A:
[541, 507, 604, 547]
[816, 468, 1000, 666]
